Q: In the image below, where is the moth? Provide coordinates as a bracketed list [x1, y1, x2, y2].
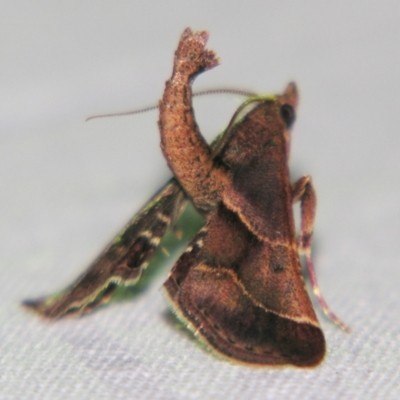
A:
[24, 28, 347, 367]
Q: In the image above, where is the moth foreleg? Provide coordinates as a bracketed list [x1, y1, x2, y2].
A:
[292, 176, 349, 332]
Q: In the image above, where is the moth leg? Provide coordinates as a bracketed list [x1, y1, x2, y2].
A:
[158, 28, 229, 212]
[23, 180, 185, 319]
[292, 176, 349, 332]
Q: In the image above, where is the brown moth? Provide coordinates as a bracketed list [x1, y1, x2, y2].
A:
[24, 28, 347, 368]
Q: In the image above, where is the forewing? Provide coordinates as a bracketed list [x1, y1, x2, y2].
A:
[23, 179, 186, 319]
[163, 204, 325, 367]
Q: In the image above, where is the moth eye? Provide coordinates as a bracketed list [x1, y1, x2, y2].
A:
[280, 104, 296, 128]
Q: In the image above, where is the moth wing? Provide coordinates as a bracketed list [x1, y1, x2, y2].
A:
[23, 179, 186, 319]
[24, 122, 225, 320]
[163, 206, 325, 367]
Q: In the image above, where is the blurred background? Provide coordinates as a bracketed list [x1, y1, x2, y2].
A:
[1, 1, 399, 399]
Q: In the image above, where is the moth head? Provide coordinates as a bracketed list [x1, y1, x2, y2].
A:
[277, 82, 299, 156]
[211, 83, 299, 162]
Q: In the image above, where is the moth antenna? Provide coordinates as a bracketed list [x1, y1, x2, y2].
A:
[211, 95, 274, 157]
[86, 88, 256, 121]
[85, 105, 159, 121]
[193, 88, 257, 97]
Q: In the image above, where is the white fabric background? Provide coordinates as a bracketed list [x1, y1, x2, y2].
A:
[1, 1, 400, 399]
